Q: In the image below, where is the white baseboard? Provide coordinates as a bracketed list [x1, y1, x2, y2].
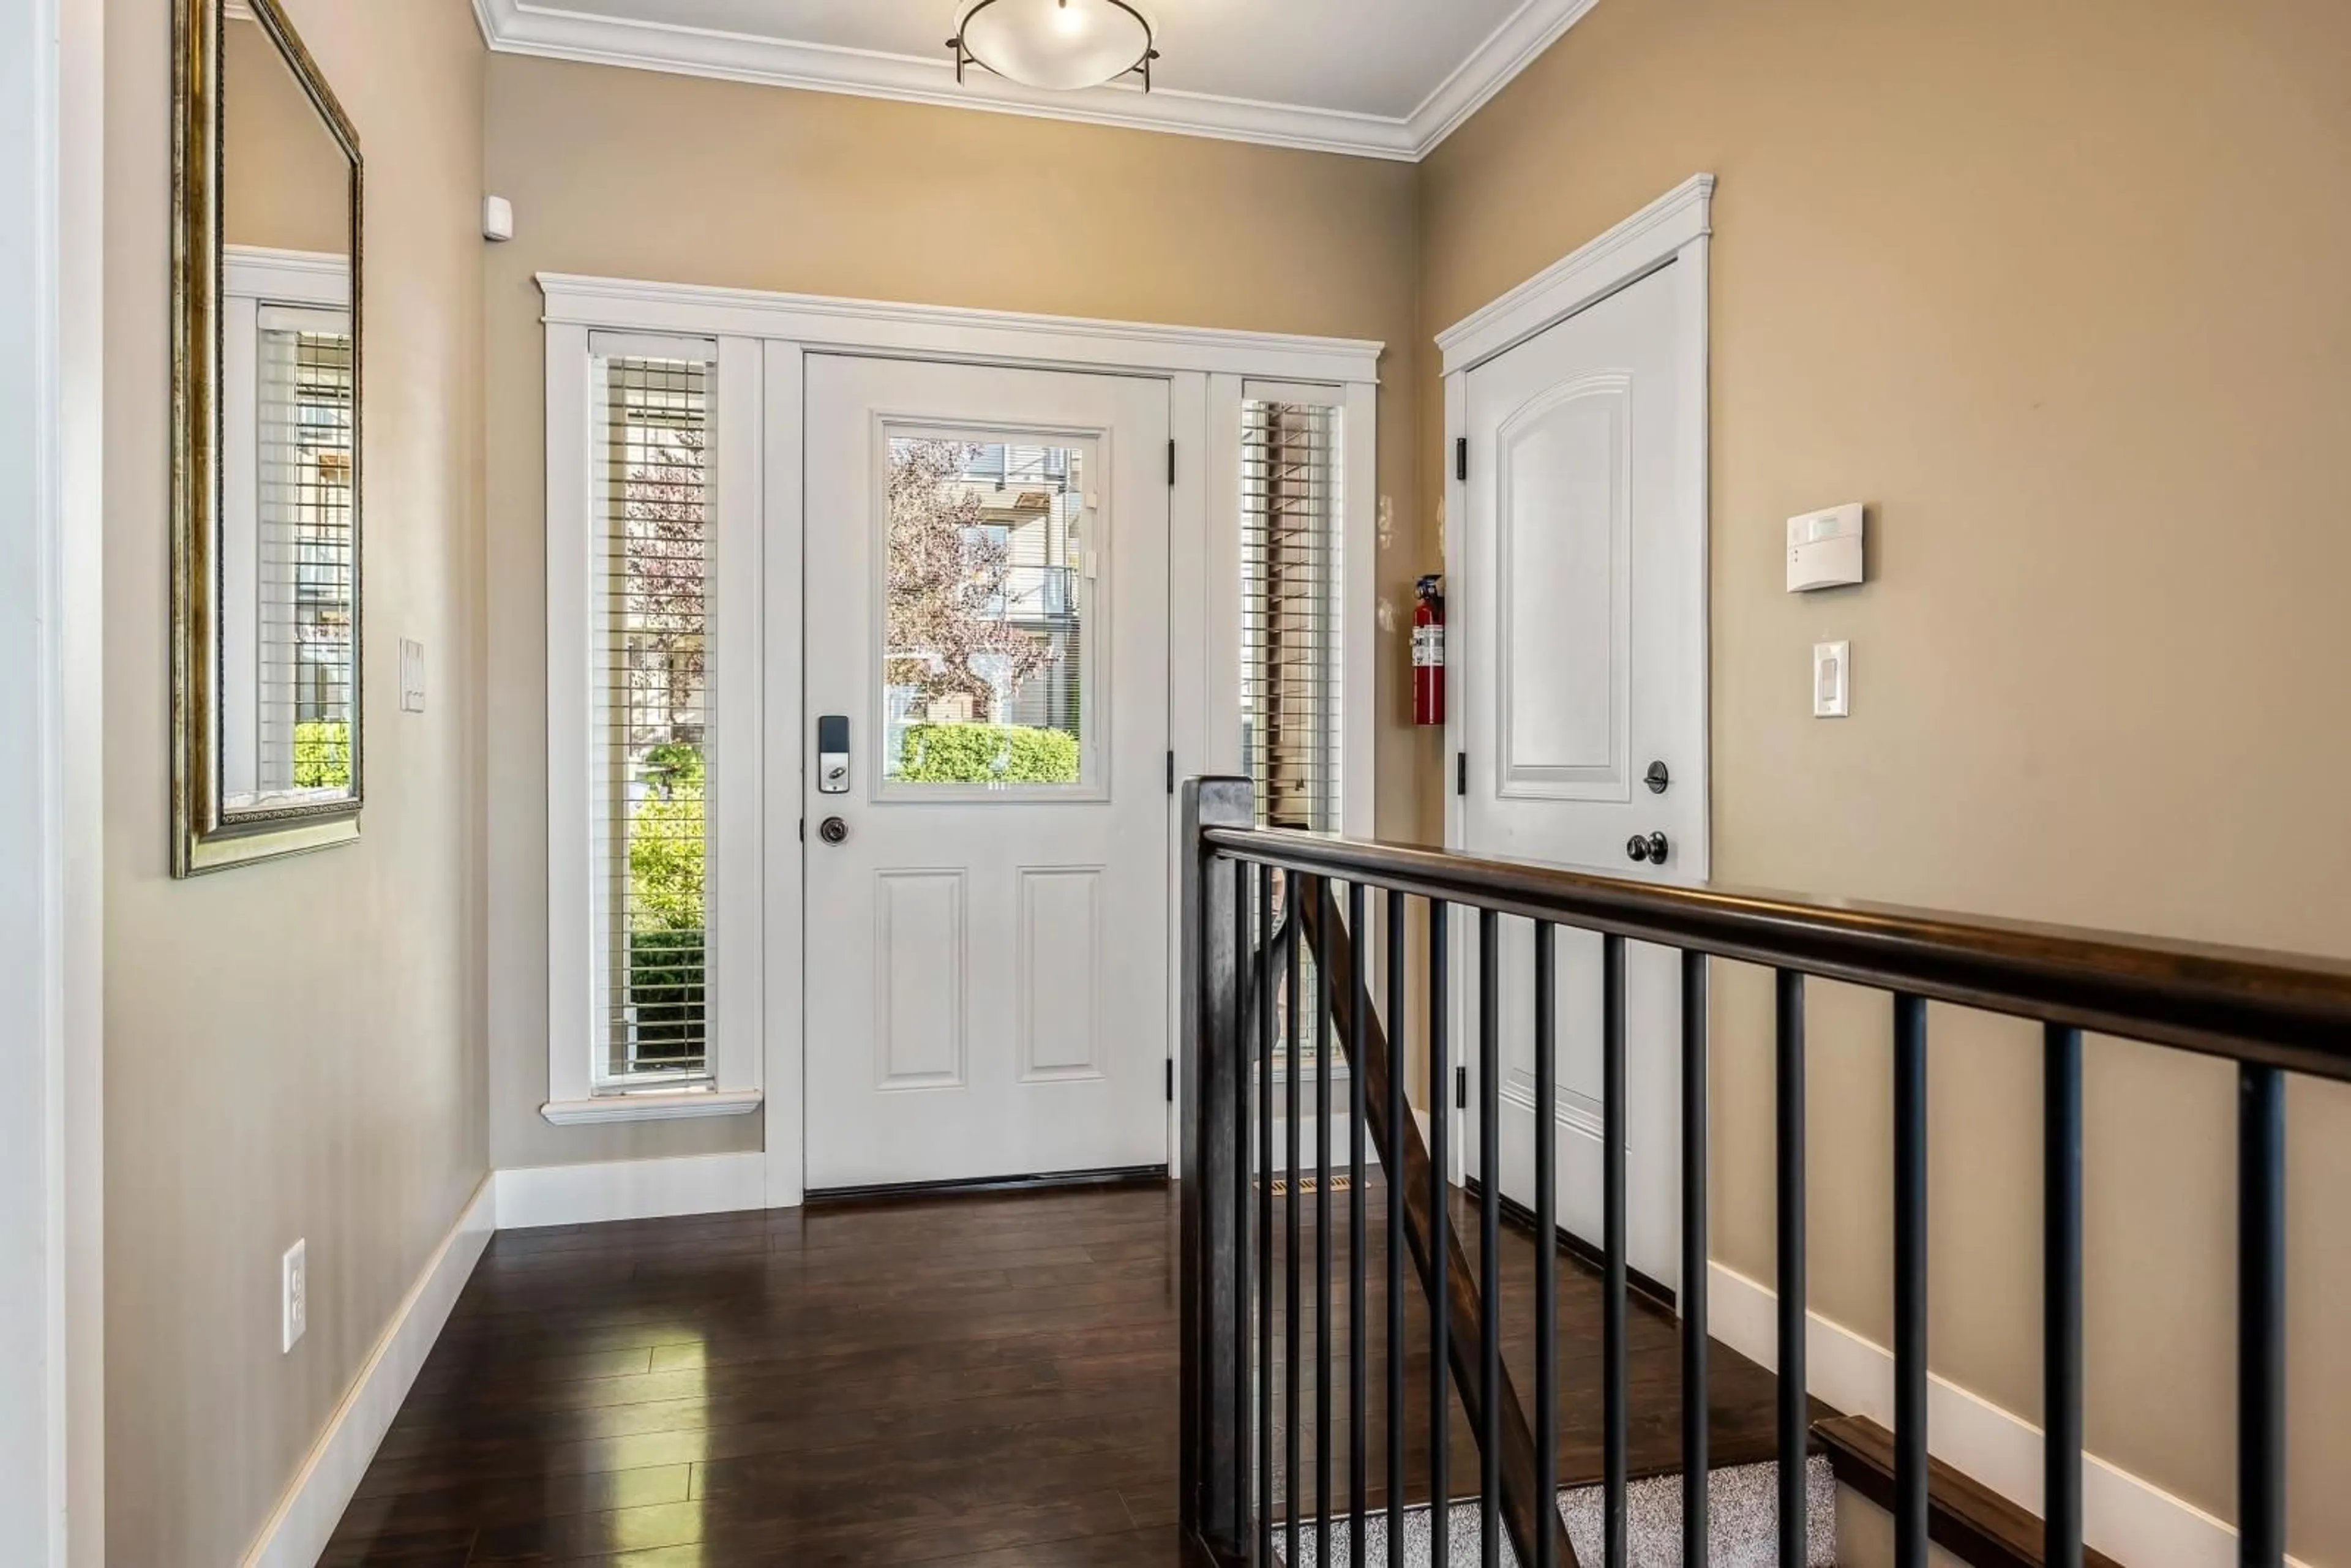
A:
[240, 1176, 495, 1568]
[1264, 1111, 1389, 1174]
[1707, 1261, 2309, 1568]
[493, 1150, 769, 1229]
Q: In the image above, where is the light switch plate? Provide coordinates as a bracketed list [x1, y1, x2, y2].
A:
[282, 1239, 307, 1353]
[1813, 640, 1851, 718]
[399, 638, 426, 713]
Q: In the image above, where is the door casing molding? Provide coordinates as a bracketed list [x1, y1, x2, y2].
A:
[537, 274, 1383, 1209]
[1436, 174, 1714, 1186]
[2, 0, 105, 1559]
[539, 274, 1384, 386]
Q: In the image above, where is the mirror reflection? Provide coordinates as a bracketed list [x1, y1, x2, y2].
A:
[219, 7, 357, 811]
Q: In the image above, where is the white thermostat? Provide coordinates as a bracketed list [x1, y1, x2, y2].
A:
[1787, 503, 1865, 592]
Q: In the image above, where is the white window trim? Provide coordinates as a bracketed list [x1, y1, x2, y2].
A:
[537, 272, 1382, 1190]
[224, 244, 350, 312]
[1225, 376, 1378, 842]
[544, 326, 767, 1124]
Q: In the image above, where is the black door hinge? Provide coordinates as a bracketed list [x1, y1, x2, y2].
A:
[1166, 1059, 1176, 1103]
[1167, 751, 1176, 795]
[1456, 752, 1468, 797]
[1455, 1065, 1468, 1109]
[1455, 437, 1468, 482]
[1168, 438, 1177, 487]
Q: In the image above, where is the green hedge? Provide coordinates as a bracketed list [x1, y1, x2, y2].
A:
[293, 721, 351, 789]
[626, 742, 707, 1065]
[625, 928, 705, 1066]
[629, 743, 707, 932]
[899, 722, 1079, 784]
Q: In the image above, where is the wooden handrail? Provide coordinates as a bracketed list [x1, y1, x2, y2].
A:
[1296, 883, 1580, 1568]
[1205, 825, 2351, 1078]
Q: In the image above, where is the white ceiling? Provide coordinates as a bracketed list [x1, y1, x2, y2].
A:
[470, 0, 1600, 160]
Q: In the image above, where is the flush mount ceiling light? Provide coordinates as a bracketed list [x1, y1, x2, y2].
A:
[948, 0, 1158, 93]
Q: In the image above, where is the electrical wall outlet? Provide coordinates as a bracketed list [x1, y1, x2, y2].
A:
[282, 1239, 308, 1352]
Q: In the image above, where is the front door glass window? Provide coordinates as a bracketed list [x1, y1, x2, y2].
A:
[882, 433, 1092, 790]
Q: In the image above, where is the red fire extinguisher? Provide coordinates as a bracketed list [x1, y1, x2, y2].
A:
[1412, 574, 1445, 727]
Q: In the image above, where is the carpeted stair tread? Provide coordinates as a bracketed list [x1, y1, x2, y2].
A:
[1278, 1454, 1836, 1567]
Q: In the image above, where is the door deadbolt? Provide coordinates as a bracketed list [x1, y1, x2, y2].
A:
[1626, 831, 1669, 865]
[819, 816, 850, 845]
[1644, 760, 1671, 795]
[817, 715, 851, 795]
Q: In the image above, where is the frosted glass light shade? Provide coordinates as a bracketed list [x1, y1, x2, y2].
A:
[953, 0, 1155, 91]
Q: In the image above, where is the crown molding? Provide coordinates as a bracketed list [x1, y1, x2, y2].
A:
[1404, 0, 1599, 157]
[470, 0, 1600, 162]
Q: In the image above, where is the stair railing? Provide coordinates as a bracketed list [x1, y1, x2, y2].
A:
[1177, 776, 2351, 1568]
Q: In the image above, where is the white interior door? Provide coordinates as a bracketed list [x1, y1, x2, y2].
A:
[1457, 262, 1706, 1288]
[802, 354, 1173, 1190]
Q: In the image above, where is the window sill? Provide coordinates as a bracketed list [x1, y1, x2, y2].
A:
[541, 1089, 764, 1127]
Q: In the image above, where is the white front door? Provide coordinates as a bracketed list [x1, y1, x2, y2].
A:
[802, 354, 1173, 1191]
[1457, 261, 1706, 1288]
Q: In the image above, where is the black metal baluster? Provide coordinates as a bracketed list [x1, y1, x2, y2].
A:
[1385, 890, 1406, 1568]
[1258, 863, 1275, 1568]
[1232, 857, 1254, 1550]
[1319, 880, 1335, 1557]
[1350, 880, 1369, 1568]
[2240, 1063, 2285, 1568]
[1894, 994, 1929, 1568]
[1777, 970, 1808, 1568]
[1605, 934, 1629, 1568]
[1535, 923, 1560, 1568]
[1681, 950, 1709, 1568]
[1288, 877, 1306, 1568]
[1479, 910, 1503, 1567]
[1430, 900, 1451, 1568]
[2045, 1023, 2083, 1568]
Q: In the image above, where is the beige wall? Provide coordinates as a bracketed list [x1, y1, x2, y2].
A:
[103, 0, 487, 1559]
[482, 53, 1424, 1169]
[1418, 0, 2351, 1555]
[222, 15, 348, 256]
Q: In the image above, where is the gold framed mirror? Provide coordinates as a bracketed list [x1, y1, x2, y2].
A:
[173, 0, 364, 875]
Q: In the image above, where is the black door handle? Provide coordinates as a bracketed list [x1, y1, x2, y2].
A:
[819, 817, 849, 845]
[1626, 831, 1668, 865]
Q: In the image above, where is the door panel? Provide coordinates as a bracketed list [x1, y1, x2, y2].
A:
[1460, 263, 1703, 1288]
[803, 355, 1172, 1190]
[1496, 375, 1629, 798]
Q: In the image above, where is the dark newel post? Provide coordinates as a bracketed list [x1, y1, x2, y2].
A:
[1179, 777, 1253, 1555]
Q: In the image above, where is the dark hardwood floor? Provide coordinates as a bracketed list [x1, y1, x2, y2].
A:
[326, 1177, 1790, 1566]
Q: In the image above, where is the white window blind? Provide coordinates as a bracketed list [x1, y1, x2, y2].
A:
[1241, 396, 1345, 1070]
[592, 351, 715, 1089]
[256, 306, 354, 793]
[1240, 399, 1343, 833]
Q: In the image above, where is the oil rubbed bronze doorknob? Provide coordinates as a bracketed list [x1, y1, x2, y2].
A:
[1627, 831, 1669, 865]
[819, 817, 850, 845]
